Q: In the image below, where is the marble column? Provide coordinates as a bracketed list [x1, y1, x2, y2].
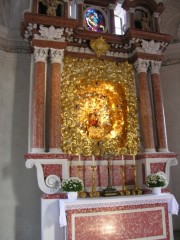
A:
[129, 8, 135, 29]
[64, 0, 69, 18]
[109, 4, 116, 34]
[32, 47, 49, 152]
[154, 12, 160, 33]
[150, 60, 168, 152]
[134, 59, 155, 152]
[49, 48, 64, 152]
[77, 0, 84, 29]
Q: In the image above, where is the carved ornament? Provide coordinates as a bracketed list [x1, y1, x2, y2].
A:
[90, 37, 110, 57]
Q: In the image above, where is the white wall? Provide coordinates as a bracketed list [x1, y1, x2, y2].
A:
[0, 50, 41, 240]
[161, 62, 180, 230]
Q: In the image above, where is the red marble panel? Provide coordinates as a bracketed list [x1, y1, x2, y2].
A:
[42, 164, 62, 178]
[125, 165, 134, 185]
[67, 203, 169, 240]
[42, 193, 67, 199]
[150, 163, 166, 173]
[70, 164, 135, 189]
[112, 165, 122, 186]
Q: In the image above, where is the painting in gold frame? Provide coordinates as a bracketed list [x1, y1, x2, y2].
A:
[61, 57, 139, 156]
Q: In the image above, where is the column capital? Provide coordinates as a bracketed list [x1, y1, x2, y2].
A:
[34, 47, 49, 62]
[134, 59, 150, 73]
[50, 48, 64, 64]
[151, 60, 162, 74]
[129, 7, 135, 13]
[108, 4, 116, 10]
[154, 12, 159, 18]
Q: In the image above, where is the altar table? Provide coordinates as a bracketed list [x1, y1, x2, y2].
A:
[58, 194, 178, 240]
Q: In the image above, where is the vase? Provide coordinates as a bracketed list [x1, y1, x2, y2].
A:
[152, 187, 161, 195]
[67, 191, 78, 200]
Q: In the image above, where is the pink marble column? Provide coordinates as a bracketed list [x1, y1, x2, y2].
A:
[31, 47, 49, 152]
[129, 8, 135, 29]
[63, 0, 69, 18]
[109, 4, 116, 34]
[77, 0, 83, 29]
[154, 13, 160, 33]
[49, 48, 64, 152]
[151, 60, 168, 152]
[134, 59, 155, 152]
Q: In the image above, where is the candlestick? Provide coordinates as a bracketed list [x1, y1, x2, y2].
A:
[92, 155, 95, 166]
[131, 163, 142, 195]
[89, 165, 100, 197]
[133, 155, 135, 165]
[78, 155, 81, 165]
[77, 165, 87, 198]
[122, 155, 124, 165]
[120, 165, 130, 196]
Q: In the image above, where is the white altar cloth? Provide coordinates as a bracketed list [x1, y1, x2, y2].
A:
[59, 193, 179, 227]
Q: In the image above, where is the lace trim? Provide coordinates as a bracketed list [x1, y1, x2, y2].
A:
[64, 198, 170, 210]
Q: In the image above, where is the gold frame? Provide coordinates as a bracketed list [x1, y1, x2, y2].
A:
[61, 57, 139, 156]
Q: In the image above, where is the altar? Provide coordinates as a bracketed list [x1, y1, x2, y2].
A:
[41, 193, 178, 240]
[22, 0, 179, 239]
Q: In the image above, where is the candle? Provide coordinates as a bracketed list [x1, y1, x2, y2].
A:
[122, 155, 124, 165]
[78, 155, 81, 165]
[133, 155, 135, 165]
[92, 155, 95, 166]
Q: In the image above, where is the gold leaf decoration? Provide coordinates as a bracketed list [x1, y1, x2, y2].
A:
[90, 37, 110, 57]
[61, 57, 139, 156]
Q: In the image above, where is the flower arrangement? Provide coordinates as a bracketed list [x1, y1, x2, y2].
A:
[61, 177, 84, 192]
[145, 173, 167, 188]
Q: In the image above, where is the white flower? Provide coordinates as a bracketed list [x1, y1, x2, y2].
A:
[145, 173, 167, 188]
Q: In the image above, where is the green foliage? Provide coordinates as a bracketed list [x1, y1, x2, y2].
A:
[61, 177, 84, 192]
[145, 173, 167, 188]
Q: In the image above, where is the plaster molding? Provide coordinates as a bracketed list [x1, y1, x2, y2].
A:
[0, 25, 30, 54]
[34, 25, 65, 41]
[141, 40, 166, 55]
[0, 49, 31, 66]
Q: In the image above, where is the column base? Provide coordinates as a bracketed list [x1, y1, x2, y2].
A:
[31, 148, 45, 153]
[144, 148, 156, 153]
[49, 148, 63, 153]
[158, 148, 169, 153]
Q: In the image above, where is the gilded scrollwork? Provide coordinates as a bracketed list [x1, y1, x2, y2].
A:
[61, 57, 140, 156]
